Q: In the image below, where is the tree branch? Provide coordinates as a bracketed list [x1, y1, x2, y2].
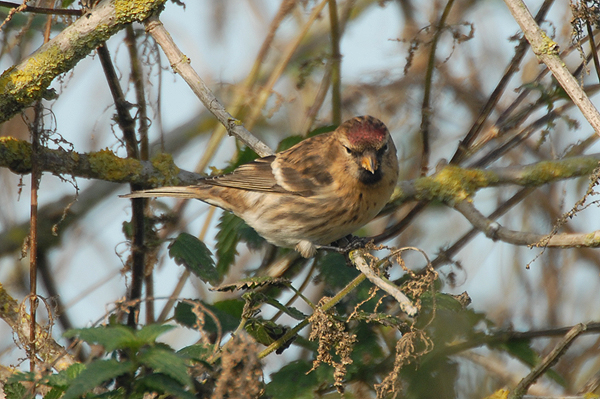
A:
[503, 0, 600, 136]
[0, 0, 167, 123]
[454, 200, 600, 248]
[143, 16, 274, 158]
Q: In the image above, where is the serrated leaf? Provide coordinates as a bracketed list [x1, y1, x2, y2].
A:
[168, 232, 219, 285]
[138, 347, 192, 386]
[265, 360, 320, 399]
[316, 252, 359, 288]
[62, 359, 134, 399]
[174, 299, 244, 334]
[4, 382, 30, 399]
[46, 363, 85, 388]
[43, 387, 64, 399]
[211, 276, 290, 292]
[215, 211, 243, 276]
[177, 344, 214, 362]
[63, 325, 137, 352]
[136, 374, 196, 399]
[135, 323, 175, 344]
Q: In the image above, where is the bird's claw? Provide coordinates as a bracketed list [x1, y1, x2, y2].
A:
[316, 235, 372, 266]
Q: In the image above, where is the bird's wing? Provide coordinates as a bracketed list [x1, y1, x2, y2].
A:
[202, 156, 289, 193]
[270, 134, 335, 196]
[204, 134, 336, 197]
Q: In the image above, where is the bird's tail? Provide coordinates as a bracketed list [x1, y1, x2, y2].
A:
[120, 186, 207, 200]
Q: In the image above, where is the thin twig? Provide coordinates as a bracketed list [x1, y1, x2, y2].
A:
[504, 0, 600, 136]
[144, 16, 274, 158]
[420, 0, 455, 175]
[508, 323, 587, 399]
[0, 0, 83, 16]
[328, 0, 341, 125]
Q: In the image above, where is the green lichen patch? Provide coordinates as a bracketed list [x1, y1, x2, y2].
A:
[88, 148, 144, 183]
[150, 152, 180, 186]
[414, 165, 498, 204]
[0, 136, 33, 174]
[114, 0, 166, 23]
[516, 158, 599, 186]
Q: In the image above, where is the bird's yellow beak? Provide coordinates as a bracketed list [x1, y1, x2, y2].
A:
[361, 155, 378, 174]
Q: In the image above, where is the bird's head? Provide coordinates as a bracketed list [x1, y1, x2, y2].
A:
[336, 116, 397, 185]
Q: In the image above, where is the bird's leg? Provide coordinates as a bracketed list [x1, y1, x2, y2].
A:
[315, 235, 372, 259]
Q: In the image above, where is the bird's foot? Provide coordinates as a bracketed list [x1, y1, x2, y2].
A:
[316, 235, 372, 265]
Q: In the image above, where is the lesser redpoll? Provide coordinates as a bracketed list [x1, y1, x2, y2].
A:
[123, 116, 399, 258]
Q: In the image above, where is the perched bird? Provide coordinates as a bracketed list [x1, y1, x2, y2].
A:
[123, 116, 399, 258]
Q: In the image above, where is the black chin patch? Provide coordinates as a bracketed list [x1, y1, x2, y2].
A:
[358, 168, 382, 185]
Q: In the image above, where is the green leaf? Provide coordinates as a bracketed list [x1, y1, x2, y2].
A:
[177, 344, 214, 362]
[265, 360, 320, 399]
[4, 382, 31, 399]
[43, 388, 65, 399]
[498, 339, 565, 386]
[63, 325, 137, 352]
[46, 363, 85, 388]
[316, 252, 359, 288]
[174, 299, 244, 334]
[135, 323, 175, 344]
[136, 374, 196, 399]
[168, 232, 220, 285]
[265, 297, 306, 320]
[276, 135, 304, 152]
[62, 359, 134, 399]
[138, 347, 192, 386]
[245, 317, 289, 346]
[215, 212, 243, 277]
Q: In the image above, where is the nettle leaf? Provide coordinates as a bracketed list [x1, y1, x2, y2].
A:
[215, 211, 243, 277]
[177, 344, 214, 363]
[63, 325, 137, 352]
[46, 363, 85, 388]
[265, 360, 321, 399]
[138, 347, 192, 387]
[316, 252, 359, 288]
[136, 374, 196, 399]
[62, 359, 134, 399]
[211, 276, 290, 292]
[174, 299, 244, 334]
[276, 135, 304, 152]
[136, 323, 176, 344]
[265, 297, 306, 320]
[4, 382, 30, 399]
[168, 232, 220, 285]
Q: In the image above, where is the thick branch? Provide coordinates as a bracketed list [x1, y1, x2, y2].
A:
[2, 137, 599, 203]
[0, 0, 167, 123]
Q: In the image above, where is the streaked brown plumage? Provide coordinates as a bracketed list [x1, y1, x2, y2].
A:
[123, 116, 399, 257]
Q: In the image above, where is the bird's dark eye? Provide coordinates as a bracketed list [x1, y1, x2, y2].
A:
[344, 146, 353, 155]
[382, 143, 389, 152]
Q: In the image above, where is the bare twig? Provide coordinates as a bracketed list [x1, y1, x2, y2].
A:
[420, 0, 455, 175]
[328, 0, 341, 125]
[144, 16, 274, 158]
[504, 0, 600, 136]
[454, 200, 600, 248]
[0, 1, 82, 16]
[349, 251, 419, 317]
[508, 323, 587, 399]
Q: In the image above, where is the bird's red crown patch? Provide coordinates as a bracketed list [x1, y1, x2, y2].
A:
[343, 116, 388, 146]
